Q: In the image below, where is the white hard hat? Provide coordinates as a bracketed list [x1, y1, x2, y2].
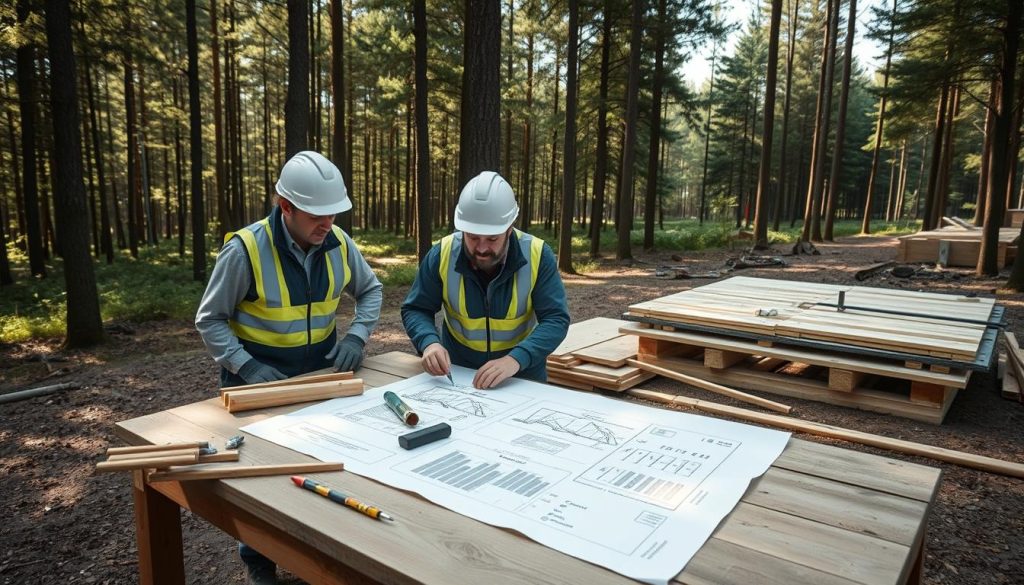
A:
[275, 151, 352, 215]
[454, 171, 519, 235]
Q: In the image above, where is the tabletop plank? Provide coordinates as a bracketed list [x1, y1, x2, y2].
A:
[772, 439, 942, 503]
[742, 467, 927, 546]
[712, 503, 911, 585]
[676, 539, 862, 585]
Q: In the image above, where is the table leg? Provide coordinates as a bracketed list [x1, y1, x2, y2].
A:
[132, 470, 185, 585]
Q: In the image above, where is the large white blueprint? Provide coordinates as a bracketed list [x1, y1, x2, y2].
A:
[242, 366, 791, 585]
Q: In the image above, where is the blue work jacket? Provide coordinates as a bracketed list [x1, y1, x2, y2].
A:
[401, 231, 570, 382]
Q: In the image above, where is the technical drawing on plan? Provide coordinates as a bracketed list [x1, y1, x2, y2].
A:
[406, 387, 491, 417]
[514, 408, 623, 445]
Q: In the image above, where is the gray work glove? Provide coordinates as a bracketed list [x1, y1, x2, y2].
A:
[237, 359, 288, 384]
[326, 334, 365, 372]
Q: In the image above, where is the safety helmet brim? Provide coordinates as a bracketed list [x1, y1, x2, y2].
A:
[454, 214, 516, 236]
[276, 182, 353, 216]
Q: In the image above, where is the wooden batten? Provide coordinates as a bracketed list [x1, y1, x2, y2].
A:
[96, 451, 200, 472]
[107, 442, 209, 456]
[219, 371, 356, 399]
[146, 462, 343, 482]
[106, 448, 200, 462]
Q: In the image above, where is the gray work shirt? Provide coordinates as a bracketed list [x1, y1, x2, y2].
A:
[195, 213, 383, 374]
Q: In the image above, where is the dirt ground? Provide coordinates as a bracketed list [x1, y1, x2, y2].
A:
[1, 235, 1022, 584]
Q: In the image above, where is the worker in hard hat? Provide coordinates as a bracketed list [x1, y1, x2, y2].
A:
[402, 171, 570, 389]
[195, 151, 382, 583]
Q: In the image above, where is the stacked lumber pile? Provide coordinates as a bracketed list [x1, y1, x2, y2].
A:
[546, 318, 653, 391]
[221, 371, 363, 413]
[620, 276, 999, 424]
[896, 226, 1018, 267]
[1002, 333, 1024, 402]
[96, 441, 238, 473]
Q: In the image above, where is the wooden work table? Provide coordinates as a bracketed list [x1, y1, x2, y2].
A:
[116, 351, 942, 585]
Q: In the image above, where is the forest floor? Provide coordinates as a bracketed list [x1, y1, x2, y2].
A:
[1, 234, 1022, 584]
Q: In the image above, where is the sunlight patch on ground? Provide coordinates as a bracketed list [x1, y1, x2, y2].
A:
[60, 405, 116, 425]
[562, 277, 609, 286]
[368, 256, 416, 267]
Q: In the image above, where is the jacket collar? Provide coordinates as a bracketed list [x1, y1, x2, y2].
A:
[267, 205, 342, 257]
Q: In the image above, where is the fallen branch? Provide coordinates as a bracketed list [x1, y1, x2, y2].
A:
[853, 261, 895, 281]
[627, 359, 792, 414]
[0, 382, 79, 405]
[627, 388, 1024, 479]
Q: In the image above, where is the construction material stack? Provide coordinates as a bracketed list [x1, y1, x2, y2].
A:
[546, 317, 653, 391]
[619, 276, 1001, 424]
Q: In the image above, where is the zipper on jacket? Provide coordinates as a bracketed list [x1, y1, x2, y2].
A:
[483, 280, 492, 359]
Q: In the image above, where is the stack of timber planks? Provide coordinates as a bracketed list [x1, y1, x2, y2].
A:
[1001, 333, 1024, 402]
[621, 276, 999, 424]
[546, 318, 653, 391]
[896, 226, 1019, 267]
[221, 372, 363, 413]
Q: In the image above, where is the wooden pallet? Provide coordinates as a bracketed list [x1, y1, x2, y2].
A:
[625, 323, 967, 424]
[626, 276, 994, 362]
[896, 227, 1018, 267]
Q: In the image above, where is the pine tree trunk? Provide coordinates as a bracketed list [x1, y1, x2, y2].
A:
[823, 0, 857, 241]
[503, 0, 514, 179]
[458, 0, 501, 188]
[83, 60, 113, 263]
[44, 0, 105, 347]
[589, 1, 611, 255]
[520, 27, 535, 235]
[773, 0, 799, 232]
[546, 55, 560, 231]
[643, 0, 667, 251]
[802, 0, 837, 243]
[699, 46, 716, 225]
[187, 0, 206, 281]
[753, 0, 783, 249]
[330, 0, 352, 233]
[862, 0, 896, 234]
[286, 0, 310, 157]
[16, 0, 46, 277]
[990, 0, 1021, 280]
[123, 49, 139, 258]
[616, 0, 642, 261]
[414, 0, 432, 259]
[557, 0, 579, 274]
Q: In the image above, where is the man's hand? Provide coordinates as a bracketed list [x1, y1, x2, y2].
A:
[421, 343, 451, 377]
[237, 359, 288, 384]
[326, 334, 366, 372]
[473, 355, 520, 389]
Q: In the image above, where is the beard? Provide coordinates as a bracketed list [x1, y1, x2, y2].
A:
[467, 242, 507, 272]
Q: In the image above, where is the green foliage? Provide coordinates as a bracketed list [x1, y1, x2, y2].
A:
[372, 262, 419, 287]
[1, 240, 212, 343]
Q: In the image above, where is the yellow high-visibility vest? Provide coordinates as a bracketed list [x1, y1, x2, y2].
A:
[438, 230, 543, 352]
[227, 218, 351, 348]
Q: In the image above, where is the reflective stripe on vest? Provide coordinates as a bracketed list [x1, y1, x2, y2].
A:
[439, 230, 543, 352]
[227, 219, 350, 348]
